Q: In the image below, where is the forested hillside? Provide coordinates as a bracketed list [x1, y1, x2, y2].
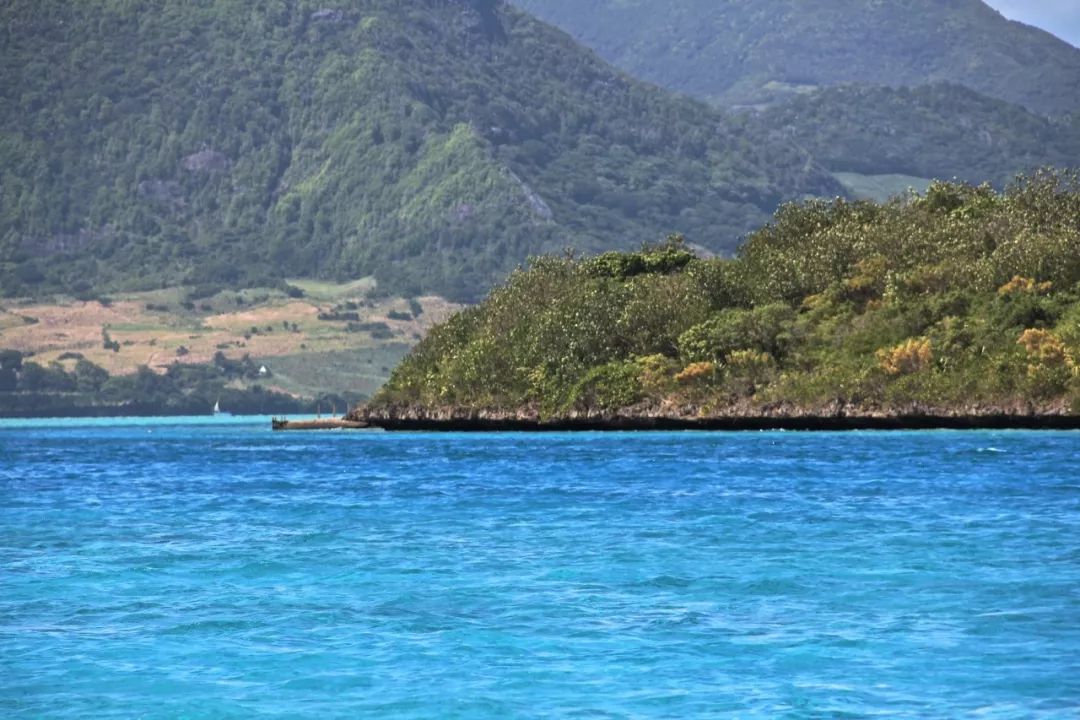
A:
[368, 171, 1080, 422]
[514, 0, 1080, 113]
[758, 84, 1080, 190]
[0, 0, 840, 302]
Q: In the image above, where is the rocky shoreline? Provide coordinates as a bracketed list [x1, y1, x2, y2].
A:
[350, 400, 1080, 432]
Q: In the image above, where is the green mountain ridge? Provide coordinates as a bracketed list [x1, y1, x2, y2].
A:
[0, 0, 842, 301]
[514, 0, 1080, 114]
[756, 83, 1080, 190]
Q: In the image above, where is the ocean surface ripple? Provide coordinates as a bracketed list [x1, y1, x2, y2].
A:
[1, 420, 1078, 718]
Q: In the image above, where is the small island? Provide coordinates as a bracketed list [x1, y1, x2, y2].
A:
[354, 172, 1080, 431]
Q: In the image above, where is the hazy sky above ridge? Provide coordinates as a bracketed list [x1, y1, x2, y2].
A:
[986, 0, 1080, 47]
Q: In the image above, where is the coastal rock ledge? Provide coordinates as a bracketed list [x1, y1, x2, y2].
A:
[350, 401, 1080, 432]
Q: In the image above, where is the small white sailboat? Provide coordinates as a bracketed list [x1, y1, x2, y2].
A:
[213, 399, 230, 417]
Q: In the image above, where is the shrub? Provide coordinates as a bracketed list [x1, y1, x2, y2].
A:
[74, 359, 109, 393]
[675, 361, 716, 385]
[318, 311, 361, 322]
[1017, 329, 1075, 374]
[843, 256, 889, 303]
[726, 350, 774, 384]
[569, 361, 643, 410]
[582, 236, 694, 280]
[346, 321, 393, 339]
[17, 361, 77, 392]
[990, 292, 1060, 330]
[998, 276, 1053, 297]
[636, 354, 679, 395]
[0, 350, 25, 371]
[678, 304, 794, 364]
[679, 314, 741, 364]
[877, 338, 933, 376]
[102, 329, 121, 353]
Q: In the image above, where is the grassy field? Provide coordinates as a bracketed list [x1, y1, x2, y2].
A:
[0, 282, 460, 401]
[266, 348, 414, 402]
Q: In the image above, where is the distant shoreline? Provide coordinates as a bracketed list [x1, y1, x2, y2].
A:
[0, 411, 268, 421]
[0, 407, 272, 420]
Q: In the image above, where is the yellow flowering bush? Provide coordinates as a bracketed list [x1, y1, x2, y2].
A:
[877, 338, 933, 376]
[675, 361, 717, 384]
[1017, 329, 1075, 374]
[1018, 328, 1078, 397]
[998, 276, 1053, 297]
[636, 354, 679, 394]
[726, 350, 775, 383]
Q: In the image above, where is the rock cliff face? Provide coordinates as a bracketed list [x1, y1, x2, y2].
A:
[353, 400, 1080, 431]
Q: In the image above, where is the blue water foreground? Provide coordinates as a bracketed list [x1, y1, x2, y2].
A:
[1, 418, 1078, 717]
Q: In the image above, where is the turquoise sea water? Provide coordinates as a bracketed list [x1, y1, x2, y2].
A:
[1, 419, 1078, 718]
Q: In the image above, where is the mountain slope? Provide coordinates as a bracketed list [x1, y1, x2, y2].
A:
[513, 0, 1080, 113]
[757, 84, 1080, 191]
[0, 0, 840, 301]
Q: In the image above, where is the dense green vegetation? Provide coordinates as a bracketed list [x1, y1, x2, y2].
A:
[515, 0, 1080, 113]
[373, 171, 1080, 417]
[0, 0, 840, 302]
[512, 1, 1080, 209]
[758, 84, 1080, 189]
[0, 349, 354, 417]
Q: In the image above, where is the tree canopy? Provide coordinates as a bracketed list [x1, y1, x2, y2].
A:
[0, 0, 839, 302]
[373, 171, 1080, 417]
